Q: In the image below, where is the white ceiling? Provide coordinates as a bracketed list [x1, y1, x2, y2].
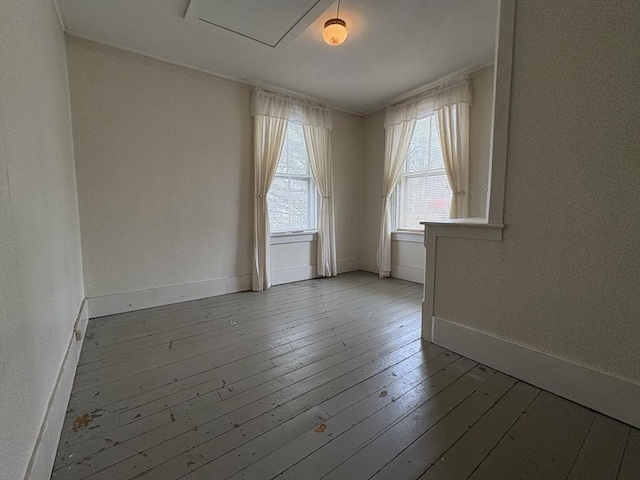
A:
[57, 0, 498, 114]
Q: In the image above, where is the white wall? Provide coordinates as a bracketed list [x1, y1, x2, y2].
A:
[468, 67, 493, 218]
[66, 38, 362, 302]
[332, 110, 363, 273]
[359, 68, 495, 282]
[0, 1, 85, 478]
[433, 0, 640, 383]
[359, 109, 386, 271]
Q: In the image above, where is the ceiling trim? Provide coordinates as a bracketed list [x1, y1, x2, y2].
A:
[361, 62, 495, 117]
[65, 33, 251, 91]
[64, 33, 494, 118]
[64, 33, 362, 116]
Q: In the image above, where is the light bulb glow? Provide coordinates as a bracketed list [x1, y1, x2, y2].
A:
[323, 18, 348, 46]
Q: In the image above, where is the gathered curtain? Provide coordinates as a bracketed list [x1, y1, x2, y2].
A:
[434, 83, 470, 218]
[251, 89, 334, 291]
[376, 77, 471, 277]
[377, 102, 418, 277]
[251, 90, 290, 291]
[303, 121, 337, 277]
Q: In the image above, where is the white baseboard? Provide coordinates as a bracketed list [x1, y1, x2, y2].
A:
[337, 258, 359, 274]
[87, 275, 252, 318]
[358, 257, 378, 274]
[431, 316, 640, 428]
[357, 257, 423, 284]
[25, 300, 89, 480]
[271, 265, 317, 286]
[390, 263, 424, 284]
[272, 258, 359, 286]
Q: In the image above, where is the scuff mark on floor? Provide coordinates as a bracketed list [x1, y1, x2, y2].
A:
[72, 413, 92, 432]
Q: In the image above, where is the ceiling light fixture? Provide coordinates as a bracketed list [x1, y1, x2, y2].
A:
[323, 0, 347, 46]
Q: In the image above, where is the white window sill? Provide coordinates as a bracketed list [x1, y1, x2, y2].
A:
[391, 231, 424, 243]
[270, 232, 318, 245]
[420, 218, 505, 241]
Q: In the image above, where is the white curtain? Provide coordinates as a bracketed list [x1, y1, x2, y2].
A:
[251, 89, 334, 290]
[435, 81, 471, 218]
[376, 77, 471, 277]
[251, 90, 290, 291]
[376, 102, 419, 277]
[303, 122, 337, 277]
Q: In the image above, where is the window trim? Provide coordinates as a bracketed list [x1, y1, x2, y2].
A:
[391, 231, 423, 243]
[270, 231, 317, 244]
[269, 122, 318, 234]
[395, 113, 452, 230]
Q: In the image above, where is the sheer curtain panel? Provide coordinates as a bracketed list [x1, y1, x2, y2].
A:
[376, 77, 471, 277]
[434, 80, 471, 218]
[251, 89, 334, 290]
[377, 102, 419, 277]
[251, 90, 290, 291]
[302, 119, 336, 277]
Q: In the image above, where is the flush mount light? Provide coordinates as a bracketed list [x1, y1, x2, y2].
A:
[323, 0, 347, 46]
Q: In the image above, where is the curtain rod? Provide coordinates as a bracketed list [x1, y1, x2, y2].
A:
[387, 76, 470, 110]
[253, 88, 331, 111]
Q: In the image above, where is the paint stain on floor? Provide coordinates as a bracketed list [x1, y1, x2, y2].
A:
[72, 413, 92, 432]
[314, 424, 327, 433]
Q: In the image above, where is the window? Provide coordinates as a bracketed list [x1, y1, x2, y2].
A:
[268, 122, 317, 233]
[396, 114, 452, 229]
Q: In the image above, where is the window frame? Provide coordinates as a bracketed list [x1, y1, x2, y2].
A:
[394, 114, 452, 232]
[268, 122, 318, 234]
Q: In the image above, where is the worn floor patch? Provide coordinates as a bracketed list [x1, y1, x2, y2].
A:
[72, 413, 92, 432]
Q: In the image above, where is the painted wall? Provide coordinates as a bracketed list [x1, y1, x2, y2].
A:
[359, 68, 495, 281]
[331, 110, 363, 273]
[468, 67, 493, 218]
[0, 1, 85, 478]
[359, 108, 386, 272]
[433, 0, 640, 383]
[66, 38, 362, 299]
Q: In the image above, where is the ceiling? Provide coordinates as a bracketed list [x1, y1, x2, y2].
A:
[57, 0, 498, 114]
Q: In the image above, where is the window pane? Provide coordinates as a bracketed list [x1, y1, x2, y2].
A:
[268, 122, 316, 233]
[426, 174, 452, 221]
[398, 174, 452, 229]
[406, 117, 429, 172]
[277, 123, 308, 175]
[400, 176, 428, 229]
[429, 118, 445, 170]
[398, 112, 451, 229]
[288, 178, 311, 230]
[268, 176, 289, 232]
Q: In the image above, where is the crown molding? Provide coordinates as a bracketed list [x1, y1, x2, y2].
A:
[64, 33, 361, 117]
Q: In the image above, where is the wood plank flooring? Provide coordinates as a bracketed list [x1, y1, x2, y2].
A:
[52, 272, 639, 480]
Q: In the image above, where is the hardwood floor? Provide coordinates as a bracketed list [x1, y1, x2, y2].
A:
[52, 272, 639, 480]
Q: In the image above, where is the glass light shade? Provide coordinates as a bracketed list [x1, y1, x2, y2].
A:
[323, 18, 348, 46]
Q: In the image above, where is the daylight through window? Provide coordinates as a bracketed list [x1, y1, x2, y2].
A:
[396, 114, 453, 229]
[269, 122, 317, 233]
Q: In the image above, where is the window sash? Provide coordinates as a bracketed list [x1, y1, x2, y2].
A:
[270, 173, 317, 234]
[395, 111, 452, 230]
[269, 122, 317, 234]
[396, 167, 450, 230]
